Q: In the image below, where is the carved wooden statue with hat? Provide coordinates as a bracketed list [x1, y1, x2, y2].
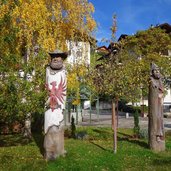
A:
[148, 63, 165, 152]
[44, 50, 68, 160]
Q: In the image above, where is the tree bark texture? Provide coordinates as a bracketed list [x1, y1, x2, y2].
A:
[112, 100, 117, 153]
[23, 114, 32, 139]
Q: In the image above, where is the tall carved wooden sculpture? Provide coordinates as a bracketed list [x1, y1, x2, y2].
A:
[44, 50, 67, 160]
[148, 63, 165, 152]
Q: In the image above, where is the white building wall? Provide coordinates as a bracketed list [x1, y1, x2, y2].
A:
[164, 88, 171, 104]
[66, 41, 90, 65]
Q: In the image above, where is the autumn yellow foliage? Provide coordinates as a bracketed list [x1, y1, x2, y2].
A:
[0, 0, 96, 124]
[0, 0, 96, 52]
[67, 63, 89, 104]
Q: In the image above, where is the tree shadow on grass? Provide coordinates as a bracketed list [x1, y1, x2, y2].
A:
[91, 128, 113, 139]
[117, 131, 149, 149]
[92, 128, 111, 134]
[89, 128, 113, 152]
[31, 114, 44, 157]
[87, 128, 149, 152]
[89, 141, 113, 153]
[32, 132, 44, 156]
[153, 156, 171, 166]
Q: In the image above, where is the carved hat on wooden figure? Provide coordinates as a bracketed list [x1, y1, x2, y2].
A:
[49, 50, 68, 60]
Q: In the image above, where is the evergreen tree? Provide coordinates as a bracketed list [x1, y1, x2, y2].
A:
[71, 115, 76, 138]
[133, 109, 140, 138]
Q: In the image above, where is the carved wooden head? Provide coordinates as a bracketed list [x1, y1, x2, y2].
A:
[151, 63, 161, 80]
[49, 50, 68, 70]
[50, 56, 64, 70]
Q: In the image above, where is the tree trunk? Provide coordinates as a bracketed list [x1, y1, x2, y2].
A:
[116, 97, 119, 127]
[23, 113, 32, 139]
[112, 99, 117, 153]
[22, 47, 32, 139]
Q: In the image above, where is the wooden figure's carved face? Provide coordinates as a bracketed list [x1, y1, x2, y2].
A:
[50, 56, 63, 70]
[152, 68, 161, 79]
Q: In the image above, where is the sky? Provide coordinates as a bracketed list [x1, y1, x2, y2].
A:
[89, 0, 171, 46]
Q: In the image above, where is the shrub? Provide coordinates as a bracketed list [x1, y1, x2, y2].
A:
[139, 129, 148, 139]
[133, 109, 140, 138]
[71, 115, 76, 138]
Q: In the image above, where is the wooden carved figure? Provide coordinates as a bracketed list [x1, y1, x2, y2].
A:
[148, 63, 165, 152]
[44, 50, 67, 160]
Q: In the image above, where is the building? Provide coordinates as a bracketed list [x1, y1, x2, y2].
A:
[95, 23, 171, 113]
[66, 40, 91, 65]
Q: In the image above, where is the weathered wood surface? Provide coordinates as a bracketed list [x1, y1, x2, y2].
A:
[44, 51, 67, 160]
[148, 63, 165, 152]
[44, 125, 65, 160]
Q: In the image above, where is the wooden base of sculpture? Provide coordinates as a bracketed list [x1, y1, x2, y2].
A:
[148, 110, 165, 151]
[44, 125, 65, 160]
[148, 94, 165, 152]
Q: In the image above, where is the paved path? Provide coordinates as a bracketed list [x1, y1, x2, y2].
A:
[79, 114, 171, 131]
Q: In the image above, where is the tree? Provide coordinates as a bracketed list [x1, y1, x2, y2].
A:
[95, 26, 171, 105]
[0, 0, 96, 134]
[92, 25, 171, 152]
[71, 115, 76, 138]
[0, 4, 25, 132]
[1, 0, 96, 51]
[66, 59, 98, 125]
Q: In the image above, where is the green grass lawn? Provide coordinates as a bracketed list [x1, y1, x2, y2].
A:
[0, 127, 171, 171]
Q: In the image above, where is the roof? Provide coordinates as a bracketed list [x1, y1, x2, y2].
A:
[118, 34, 128, 41]
[95, 23, 171, 63]
[157, 23, 171, 34]
[96, 46, 110, 54]
[97, 42, 121, 61]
